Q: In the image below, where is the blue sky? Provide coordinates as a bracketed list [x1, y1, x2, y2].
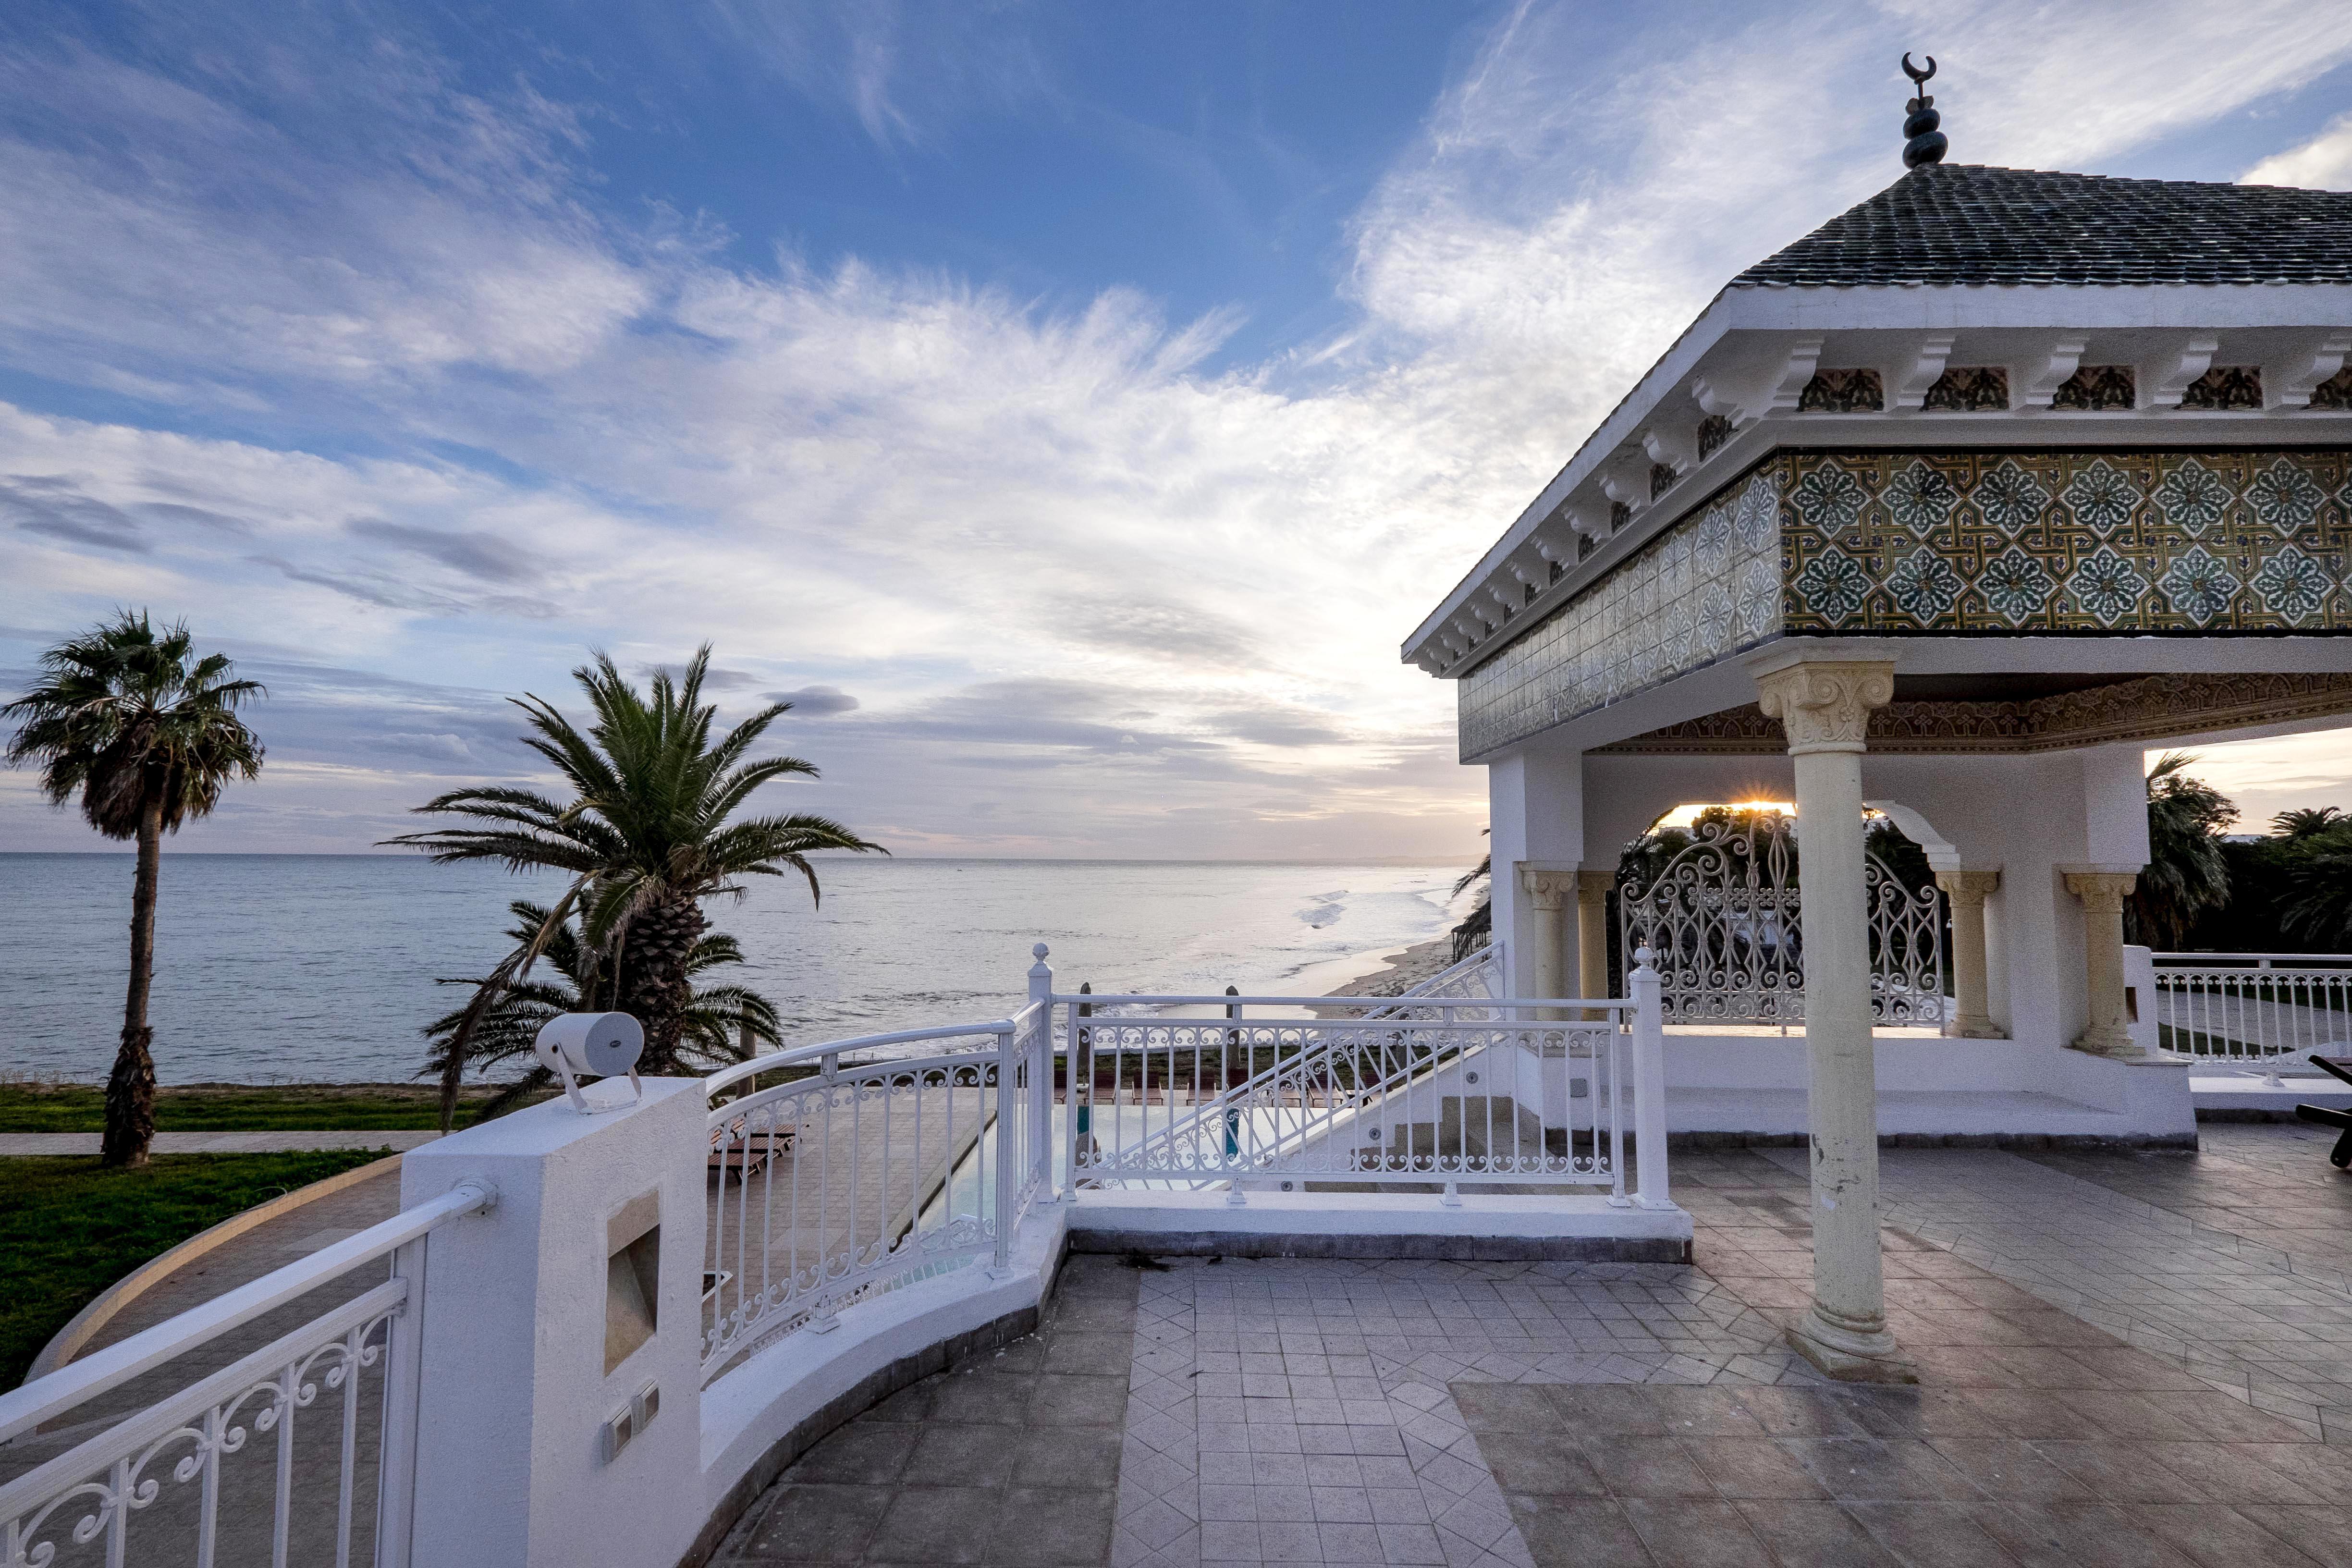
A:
[5, 0, 2352, 857]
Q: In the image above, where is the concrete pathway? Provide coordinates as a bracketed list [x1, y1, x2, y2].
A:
[0, 1130, 440, 1154]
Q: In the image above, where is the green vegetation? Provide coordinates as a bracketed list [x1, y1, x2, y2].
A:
[425, 900, 783, 1117]
[1, 1151, 385, 1389]
[4, 612, 266, 1168]
[2127, 753, 2236, 949]
[0, 1081, 543, 1134]
[388, 646, 882, 1128]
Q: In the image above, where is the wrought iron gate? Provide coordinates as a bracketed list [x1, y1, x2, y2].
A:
[1616, 811, 1947, 1026]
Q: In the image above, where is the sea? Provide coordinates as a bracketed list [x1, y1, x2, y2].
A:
[0, 855, 1473, 1085]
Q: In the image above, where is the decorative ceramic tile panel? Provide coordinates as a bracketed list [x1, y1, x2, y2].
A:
[1458, 472, 1782, 758]
[1779, 448, 2352, 634]
[1457, 445, 2352, 758]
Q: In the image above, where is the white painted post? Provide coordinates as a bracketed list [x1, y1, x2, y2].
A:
[1629, 947, 1670, 1208]
[371, 1235, 429, 1568]
[1029, 945, 1054, 1203]
[398, 1079, 707, 1568]
[992, 1018, 1018, 1277]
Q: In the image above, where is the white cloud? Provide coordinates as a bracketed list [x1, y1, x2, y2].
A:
[2243, 111, 2352, 189]
[6, 1, 2352, 857]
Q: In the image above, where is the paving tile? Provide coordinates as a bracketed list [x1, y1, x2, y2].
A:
[1970, 1501, 2202, 1568]
[1842, 1501, 2026, 1567]
[1782, 1439, 1984, 1503]
[1733, 1499, 1902, 1566]
[1617, 1496, 1773, 1567]
[869, 1485, 999, 1565]
[2122, 1503, 2329, 1568]
[742, 1482, 894, 1562]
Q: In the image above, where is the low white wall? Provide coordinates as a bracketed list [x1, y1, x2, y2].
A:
[695, 1204, 1070, 1561]
[1660, 1029, 2193, 1140]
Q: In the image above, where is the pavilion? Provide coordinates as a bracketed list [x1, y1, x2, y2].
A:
[1400, 76, 2352, 1377]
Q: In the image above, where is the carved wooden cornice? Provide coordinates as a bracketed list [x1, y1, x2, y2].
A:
[1596, 672, 2352, 755]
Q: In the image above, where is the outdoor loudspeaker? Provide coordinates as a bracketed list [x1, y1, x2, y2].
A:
[534, 1011, 646, 1114]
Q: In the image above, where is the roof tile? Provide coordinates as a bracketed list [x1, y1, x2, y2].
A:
[1732, 163, 2352, 288]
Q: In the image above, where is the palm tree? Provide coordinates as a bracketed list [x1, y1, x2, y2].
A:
[2126, 753, 2236, 950]
[1447, 834, 1491, 964]
[4, 612, 264, 1168]
[2282, 822, 2352, 951]
[387, 647, 881, 1128]
[424, 900, 782, 1118]
[2275, 806, 2346, 839]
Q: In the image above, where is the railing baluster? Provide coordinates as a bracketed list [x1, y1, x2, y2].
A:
[336, 1321, 361, 1568]
[272, 1364, 294, 1568]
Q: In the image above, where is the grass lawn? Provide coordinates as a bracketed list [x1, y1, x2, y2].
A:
[1, 1150, 390, 1389]
[0, 1081, 539, 1133]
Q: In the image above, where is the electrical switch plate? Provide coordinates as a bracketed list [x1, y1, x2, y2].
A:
[634, 1380, 660, 1433]
[603, 1404, 634, 1463]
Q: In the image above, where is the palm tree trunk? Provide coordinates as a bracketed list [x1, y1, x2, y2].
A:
[621, 893, 706, 1073]
[102, 794, 164, 1169]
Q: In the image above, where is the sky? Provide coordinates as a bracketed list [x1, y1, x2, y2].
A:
[2, 0, 2351, 859]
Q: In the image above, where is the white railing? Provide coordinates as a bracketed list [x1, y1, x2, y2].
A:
[1360, 944, 1499, 1019]
[0, 1180, 494, 1568]
[700, 1000, 1050, 1384]
[2151, 953, 2352, 1063]
[1062, 955, 1669, 1204]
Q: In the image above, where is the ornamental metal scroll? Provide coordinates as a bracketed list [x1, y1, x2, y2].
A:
[1617, 811, 1947, 1027]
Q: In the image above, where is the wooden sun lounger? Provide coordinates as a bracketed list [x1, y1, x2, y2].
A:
[2291, 1056, 2352, 1168]
[709, 1116, 794, 1182]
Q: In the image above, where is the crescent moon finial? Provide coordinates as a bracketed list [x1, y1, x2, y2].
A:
[1902, 52, 1936, 87]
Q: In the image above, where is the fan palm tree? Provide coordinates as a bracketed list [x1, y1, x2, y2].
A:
[424, 900, 782, 1117]
[387, 647, 881, 1128]
[2126, 752, 2236, 950]
[2275, 806, 2346, 839]
[4, 612, 264, 1167]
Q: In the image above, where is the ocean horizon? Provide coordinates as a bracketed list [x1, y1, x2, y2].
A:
[0, 853, 1474, 1086]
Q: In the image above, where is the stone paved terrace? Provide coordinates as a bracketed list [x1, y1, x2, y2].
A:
[711, 1122, 2352, 1566]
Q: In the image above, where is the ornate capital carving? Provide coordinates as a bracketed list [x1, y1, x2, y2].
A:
[2062, 870, 2138, 911]
[1574, 869, 1615, 904]
[1752, 660, 1895, 756]
[1518, 867, 1576, 909]
[1933, 869, 2002, 906]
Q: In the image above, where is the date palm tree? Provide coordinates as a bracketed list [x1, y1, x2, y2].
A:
[2126, 752, 2236, 950]
[4, 612, 265, 1168]
[423, 900, 782, 1118]
[388, 647, 880, 1128]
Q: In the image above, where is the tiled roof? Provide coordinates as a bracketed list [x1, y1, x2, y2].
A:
[1733, 163, 2352, 288]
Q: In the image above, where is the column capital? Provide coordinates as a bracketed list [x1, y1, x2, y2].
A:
[1574, 869, 1615, 901]
[1518, 866, 1577, 908]
[1933, 868, 2002, 906]
[1752, 659, 1895, 756]
[2061, 868, 2139, 911]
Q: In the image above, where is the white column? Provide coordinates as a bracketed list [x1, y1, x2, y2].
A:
[1518, 867, 1574, 1016]
[1487, 749, 1584, 998]
[400, 1078, 708, 1568]
[2063, 868, 2146, 1059]
[1755, 655, 1909, 1381]
[1933, 870, 2004, 1039]
[1574, 870, 1613, 1016]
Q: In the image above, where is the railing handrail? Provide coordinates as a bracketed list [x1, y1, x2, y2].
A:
[1053, 992, 1628, 1008]
[0, 1178, 496, 1446]
[702, 1013, 1027, 1099]
[1074, 999, 1628, 1179]
[2152, 952, 2352, 966]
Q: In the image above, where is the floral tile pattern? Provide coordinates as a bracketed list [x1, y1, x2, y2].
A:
[1779, 447, 2352, 635]
[1459, 445, 2351, 759]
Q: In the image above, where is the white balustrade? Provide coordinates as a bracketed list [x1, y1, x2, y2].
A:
[2151, 953, 2352, 1062]
[700, 1002, 1051, 1383]
[0, 1181, 494, 1568]
[1059, 949, 1667, 1206]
